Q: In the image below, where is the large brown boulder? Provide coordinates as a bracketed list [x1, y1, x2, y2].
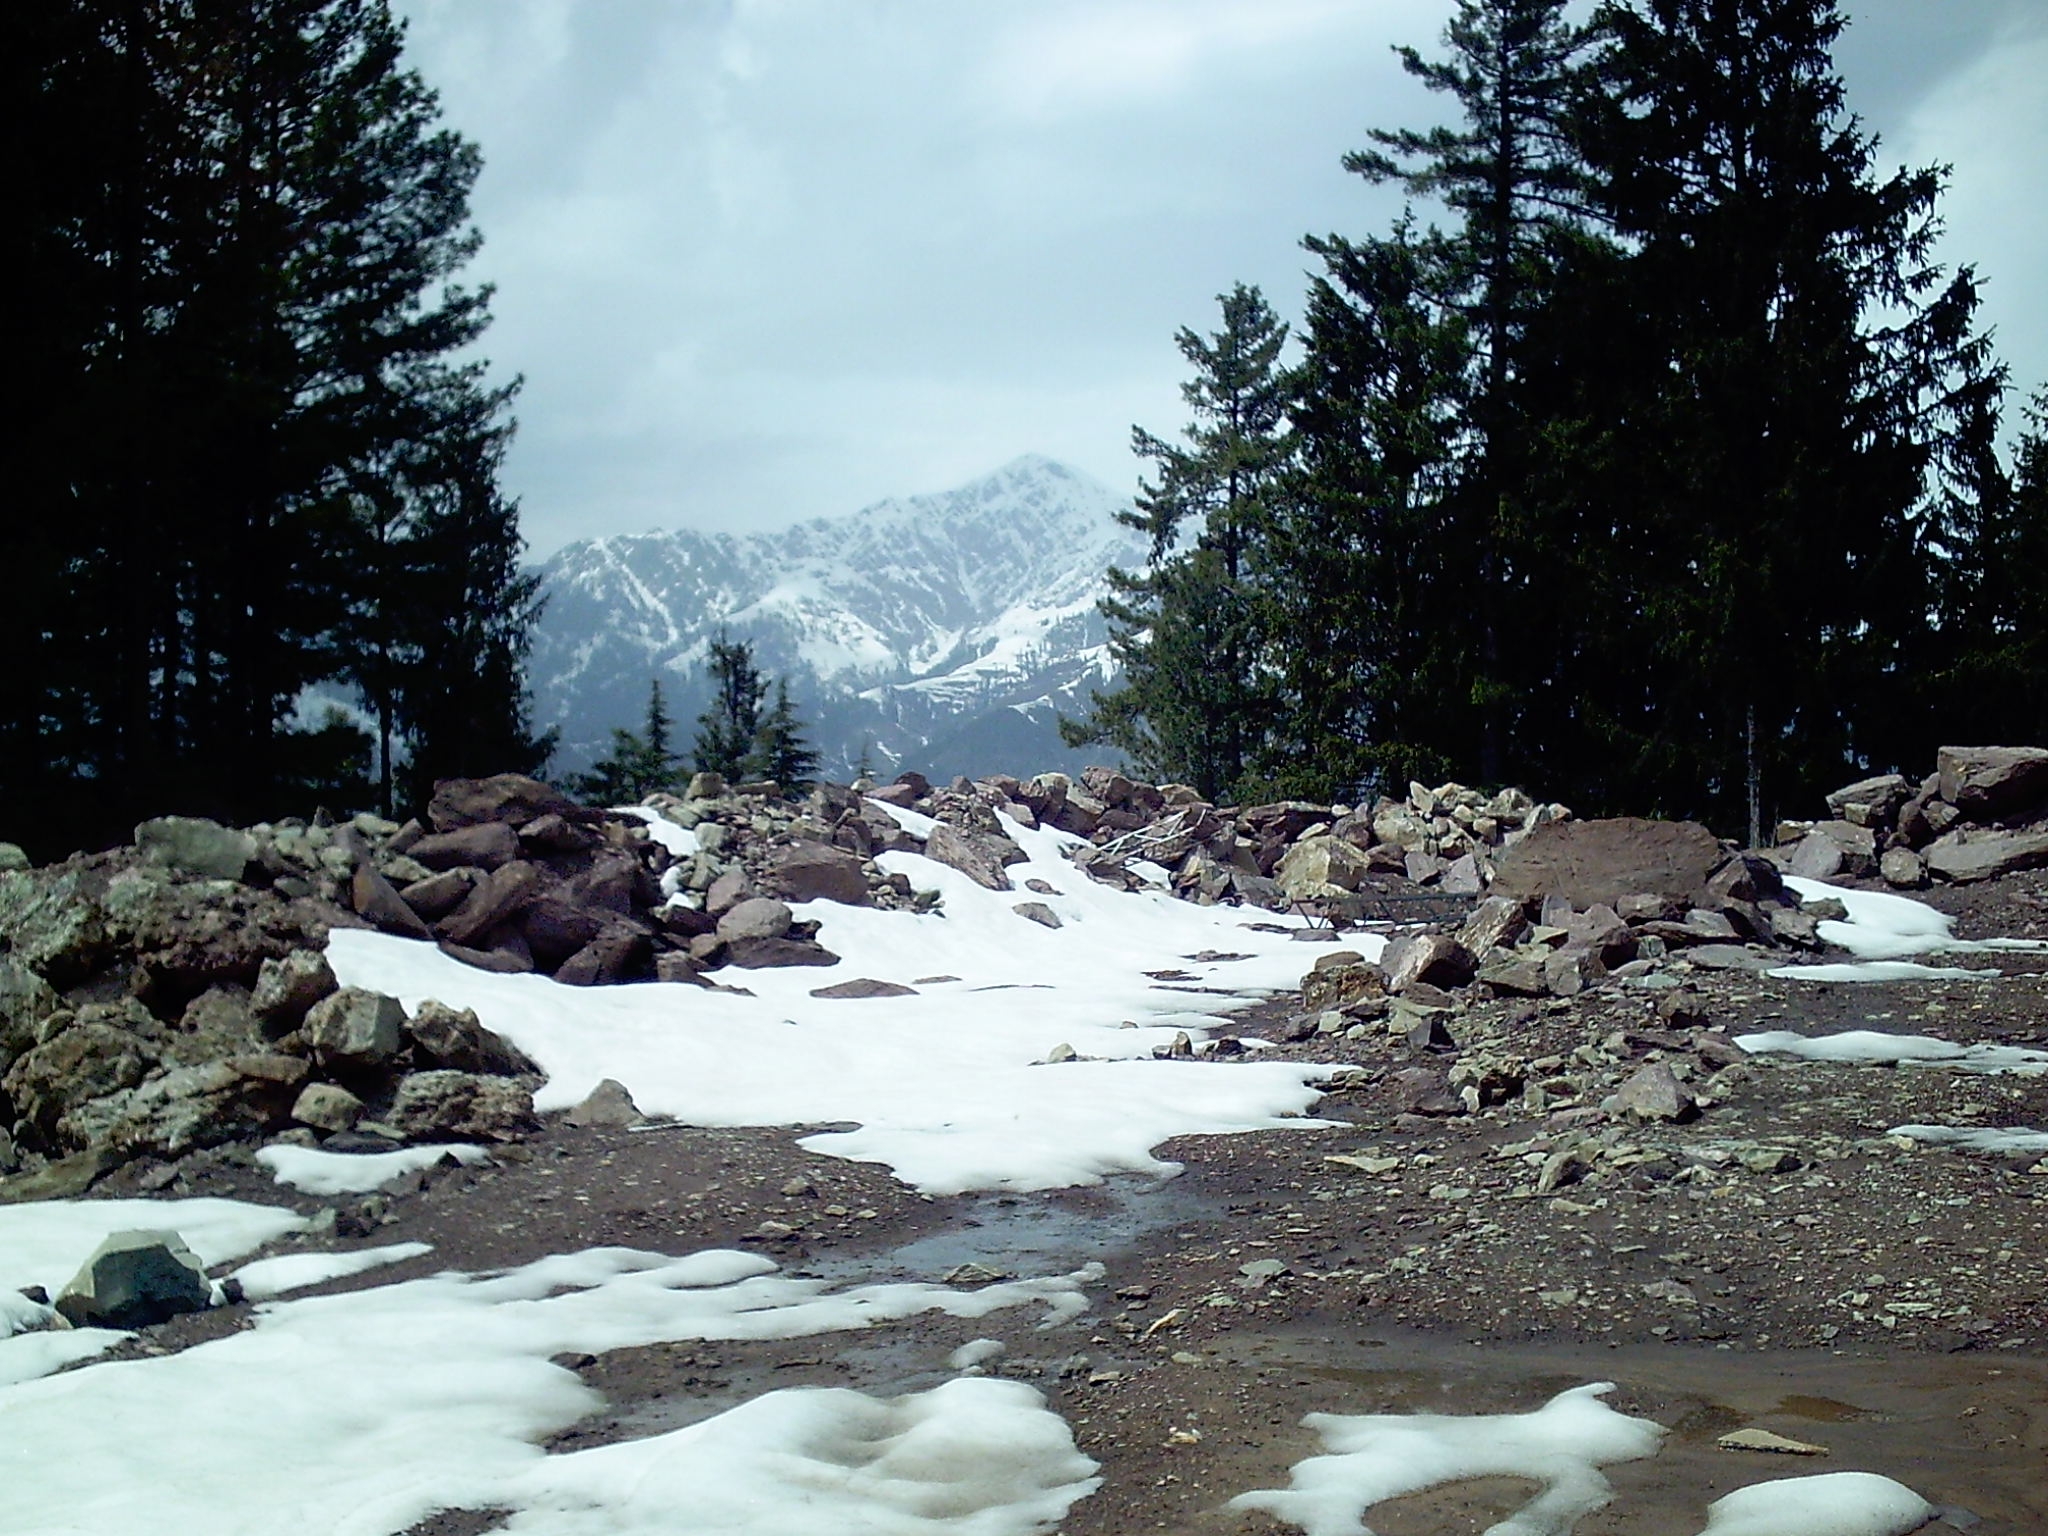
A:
[718, 898, 794, 943]
[925, 824, 1012, 891]
[759, 842, 871, 906]
[1935, 746, 2048, 823]
[1490, 817, 1724, 910]
[437, 861, 545, 948]
[406, 999, 538, 1077]
[427, 775, 580, 833]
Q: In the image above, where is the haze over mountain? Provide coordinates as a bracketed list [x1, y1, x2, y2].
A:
[528, 456, 1147, 782]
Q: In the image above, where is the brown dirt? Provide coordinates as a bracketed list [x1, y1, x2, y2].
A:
[78, 869, 2048, 1534]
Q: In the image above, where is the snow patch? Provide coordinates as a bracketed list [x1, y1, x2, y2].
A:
[256, 1142, 493, 1195]
[0, 1244, 1099, 1534]
[1696, 1470, 1935, 1536]
[1785, 876, 2048, 962]
[498, 1376, 1099, 1536]
[326, 814, 1348, 1195]
[1737, 1030, 2048, 1075]
[0, 1196, 308, 1302]
[1766, 960, 1999, 982]
[1888, 1123, 2048, 1155]
[612, 803, 700, 857]
[229, 1242, 435, 1301]
[1230, 1381, 1666, 1536]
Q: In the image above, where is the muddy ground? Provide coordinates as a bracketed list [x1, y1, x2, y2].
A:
[86, 869, 2048, 1534]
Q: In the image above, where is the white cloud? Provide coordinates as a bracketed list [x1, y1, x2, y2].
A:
[1889, 17, 2048, 397]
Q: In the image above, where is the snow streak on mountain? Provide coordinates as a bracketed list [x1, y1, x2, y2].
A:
[528, 456, 1147, 781]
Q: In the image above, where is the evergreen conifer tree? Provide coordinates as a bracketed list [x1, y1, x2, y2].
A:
[1276, 221, 1474, 799]
[750, 680, 821, 790]
[568, 678, 679, 805]
[1064, 284, 1294, 801]
[1341, 0, 1603, 782]
[693, 636, 768, 781]
[4, 0, 544, 848]
[1576, 0, 2002, 835]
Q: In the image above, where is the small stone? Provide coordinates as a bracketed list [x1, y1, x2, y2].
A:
[291, 1082, 364, 1133]
[564, 1077, 643, 1128]
[250, 950, 338, 1033]
[1611, 1061, 1696, 1121]
[301, 988, 405, 1070]
[808, 978, 917, 999]
[1717, 1427, 1829, 1456]
[1011, 901, 1062, 928]
[134, 816, 257, 881]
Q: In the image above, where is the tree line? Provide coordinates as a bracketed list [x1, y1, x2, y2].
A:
[1070, 0, 2048, 843]
[6, 0, 549, 856]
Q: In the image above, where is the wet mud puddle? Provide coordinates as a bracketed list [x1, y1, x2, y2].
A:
[1215, 1326, 2048, 1534]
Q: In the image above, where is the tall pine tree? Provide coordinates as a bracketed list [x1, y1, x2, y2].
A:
[1276, 221, 1474, 799]
[1065, 284, 1294, 802]
[4, 0, 544, 849]
[1345, 0, 1604, 781]
[693, 635, 768, 781]
[1578, 0, 2003, 837]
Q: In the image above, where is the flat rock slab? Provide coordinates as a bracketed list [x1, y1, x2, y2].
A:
[1923, 828, 2048, 884]
[809, 978, 918, 999]
[1682, 944, 1779, 972]
[1936, 745, 2048, 821]
[1491, 817, 1725, 910]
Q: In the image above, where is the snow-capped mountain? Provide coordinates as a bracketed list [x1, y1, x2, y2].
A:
[528, 455, 1149, 781]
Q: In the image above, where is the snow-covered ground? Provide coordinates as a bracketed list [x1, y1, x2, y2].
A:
[1737, 1029, 2048, 1075]
[0, 1217, 1103, 1535]
[329, 808, 1354, 1194]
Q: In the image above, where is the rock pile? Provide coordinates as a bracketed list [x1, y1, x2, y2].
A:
[1783, 745, 2048, 888]
[0, 904, 540, 1200]
[1288, 815, 1822, 1037]
[0, 769, 974, 1197]
[847, 766, 1572, 912]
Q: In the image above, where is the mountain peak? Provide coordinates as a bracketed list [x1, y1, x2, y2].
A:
[528, 458, 1147, 781]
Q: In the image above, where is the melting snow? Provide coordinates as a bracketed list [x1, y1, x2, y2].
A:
[1766, 959, 2000, 982]
[495, 1376, 1098, 1536]
[256, 1141, 494, 1195]
[1887, 1124, 2048, 1155]
[1234, 1381, 1944, 1536]
[0, 1196, 308, 1304]
[1781, 876, 2048, 964]
[0, 1244, 1099, 1535]
[611, 803, 699, 857]
[1229, 1382, 1667, 1536]
[327, 811, 1350, 1195]
[1737, 1029, 2048, 1075]
[1695, 1470, 1934, 1536]
[229, 1242, 435, 1301]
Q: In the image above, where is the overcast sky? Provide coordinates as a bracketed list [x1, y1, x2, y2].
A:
[390, 0, 2048, 556]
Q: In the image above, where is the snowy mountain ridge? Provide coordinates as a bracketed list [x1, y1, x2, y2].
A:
[528, 455, 1148, 779]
